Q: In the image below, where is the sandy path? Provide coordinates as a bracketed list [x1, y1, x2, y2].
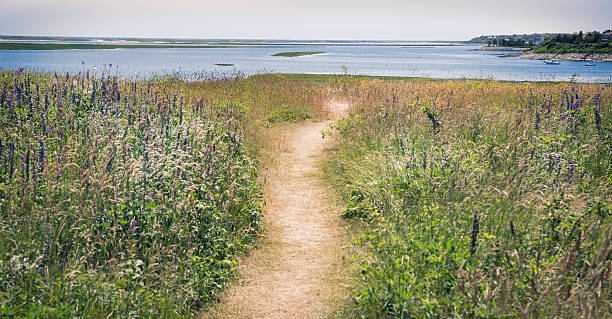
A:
[204, 100, 351, 319]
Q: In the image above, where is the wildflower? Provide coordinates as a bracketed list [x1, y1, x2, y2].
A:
[594, 92, 602, 131]
[25, 149, 30, 182]
[567, 157, 575, 182]
[38, 140, 45, 171]
[8, 142, 15, 179]
[405, 161, 411, 169]
[470, 212, 479, 256]
[129, 219, 136, 232]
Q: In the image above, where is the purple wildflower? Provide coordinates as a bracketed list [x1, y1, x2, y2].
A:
[129, 219, 136, 232]
[405, 161, 411, 169]
[594, 92, 602, 131]
[567, 157, 575, 182]
[37, 140, 45, 172]
[8, 142, 15, 179]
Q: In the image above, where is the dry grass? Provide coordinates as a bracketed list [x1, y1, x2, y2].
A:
[326, 77, 611, 317]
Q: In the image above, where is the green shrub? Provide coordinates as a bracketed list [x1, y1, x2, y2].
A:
[266, 104, 311, 124]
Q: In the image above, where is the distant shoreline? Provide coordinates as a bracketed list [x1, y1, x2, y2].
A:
[518, 52, 612, 62]
[477, 46, 528, 52]
[479, 46, 612, 62]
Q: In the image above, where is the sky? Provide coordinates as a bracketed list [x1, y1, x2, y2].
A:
[1, 0, 611, 41]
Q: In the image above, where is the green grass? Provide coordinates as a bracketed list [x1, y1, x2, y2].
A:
[272, 51, 325, 57]
[265, 105, 311, 125]
[326, 79, 611, 317]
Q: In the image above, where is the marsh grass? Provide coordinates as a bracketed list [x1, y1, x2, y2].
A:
[0, 70, 325, 317]
[327, 78, 611, 317]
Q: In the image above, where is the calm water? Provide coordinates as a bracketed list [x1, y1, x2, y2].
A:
[1, 44, 611, 82]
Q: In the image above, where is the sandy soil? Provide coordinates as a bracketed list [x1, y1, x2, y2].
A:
[204, 100, 352, 319]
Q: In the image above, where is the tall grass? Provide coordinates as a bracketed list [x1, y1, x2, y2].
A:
[328, 79, 611, 317]
[0, 70, 324, 317]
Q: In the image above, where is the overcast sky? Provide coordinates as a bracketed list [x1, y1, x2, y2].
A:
[1, 0, 610, 40]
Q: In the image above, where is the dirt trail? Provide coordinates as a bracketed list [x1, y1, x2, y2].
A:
[204, 100, 351, 319]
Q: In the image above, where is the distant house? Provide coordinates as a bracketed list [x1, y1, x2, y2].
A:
[601, 31, 612, 41]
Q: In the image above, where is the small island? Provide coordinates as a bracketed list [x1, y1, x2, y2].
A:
[215, 63, 235, 66]
[272, 51, 325, 57]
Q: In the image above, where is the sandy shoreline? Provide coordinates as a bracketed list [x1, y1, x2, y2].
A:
[479, 46, 612, 62]
[518, 52, 612, 62]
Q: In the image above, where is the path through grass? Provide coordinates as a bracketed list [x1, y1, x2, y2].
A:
[204, 100, 353, 318]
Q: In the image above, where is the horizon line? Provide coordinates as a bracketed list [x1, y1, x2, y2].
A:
[1, 34, 471, 42]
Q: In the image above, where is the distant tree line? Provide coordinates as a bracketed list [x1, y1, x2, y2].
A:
[469, 30, 612, 54]
[468, 33, 557, 47]
[533, 30, 612, 54]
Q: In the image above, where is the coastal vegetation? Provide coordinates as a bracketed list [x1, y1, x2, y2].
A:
[272, 51, 325, 57]
[0, 68, 610, 318]
[469, 33, 557, 47]
[326, 79, 611, 317]
[532, 31, 612, 54]
[472, 30, 612, 55]
[0, 70, 325, 317]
